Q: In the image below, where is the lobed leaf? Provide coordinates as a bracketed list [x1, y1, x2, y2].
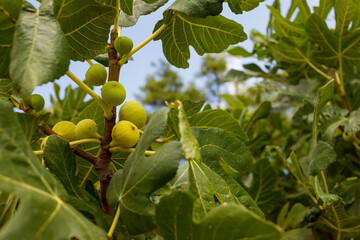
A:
[154, 13, 246, 68]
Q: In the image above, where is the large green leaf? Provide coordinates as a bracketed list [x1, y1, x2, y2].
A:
[314, 0, 334, 19]
[0, 0, 24, 78]
[0, 100, 107, 239]
[107, 108, 182, 234]
[119, 0, 168, 27]
[154, 13, 246, 68]
[227, 0, 266, 14]
[155, 190, 283, 240]
[9, 0, 70, 99]
[193, 127, 262, 216]
[54, 0, 115, 61]
[189, 109, 248, 142]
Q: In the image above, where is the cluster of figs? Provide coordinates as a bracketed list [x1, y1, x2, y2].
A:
[38, 36, 147, 149]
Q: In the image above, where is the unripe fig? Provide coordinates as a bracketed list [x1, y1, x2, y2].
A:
[75, 119, 102, 139]
[101, 81, 126, 107]
[29, 94, 45, 111]
[114, 36, 133, 55]
[119, 101, 147, 129]
[110, 120, 140, 148]
[85, 64, 107, 86]
[343, 132, 355, 142]
[52, 121, 77, 142]
[41, 136, 49, 150]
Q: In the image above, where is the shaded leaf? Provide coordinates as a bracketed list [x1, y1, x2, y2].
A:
[0, 0, 24, 78]
[249, 158, 282, 208]
[16, 112, 49, 146]
[155, 190, 283, 240]
[246, 101, 271, 132]
[0, 79, 13, 100]
[9, 0, 70, 99]
[317, 201, 360, 238]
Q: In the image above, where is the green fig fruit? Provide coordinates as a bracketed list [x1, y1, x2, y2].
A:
[110, 120, 139, 148]
[85, 64, 107, 86]
[52, 121, 77, 142]
[75, 119, 102, 139]
[29, 94, 45, 111]
[41, 136, 49, 150]
[119, 101, 147, 129]
[114, 36, 133, 55]
[101, 81, 126, 107]
[343, 132, 355, 142]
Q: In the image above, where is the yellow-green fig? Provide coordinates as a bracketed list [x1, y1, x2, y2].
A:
[114, 36, 133, 55]
[85, 64, 107, 86]
[119, 101, 147, 129]
[110, 120, 140, 148]
[75, 119, 102, 139]
[41, 136, 49, 150]
[30, 94, 45, 111]
[52, 121, 77, 142]
[343, 132, 355, 142]
[101, 81, 126, 107]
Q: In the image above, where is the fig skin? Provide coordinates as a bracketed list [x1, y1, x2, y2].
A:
[114, 36, 133, 55]
[52, 121, 77, 142]
[30, 94, 45, 111]
[85, 64, 107, 86]
[75, 119, 102, 139]
[110, 120, 140, 148]
[119, 101, 147, 129]
[343, 132, 355, 142]
[101, 81, 126, 107]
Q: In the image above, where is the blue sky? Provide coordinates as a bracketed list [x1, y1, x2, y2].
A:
[27, 0, 319, 107]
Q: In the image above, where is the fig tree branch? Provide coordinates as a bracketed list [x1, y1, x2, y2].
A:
[329, 67, 352, 112]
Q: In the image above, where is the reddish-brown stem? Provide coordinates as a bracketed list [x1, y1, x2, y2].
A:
[95, 30, 121, 216]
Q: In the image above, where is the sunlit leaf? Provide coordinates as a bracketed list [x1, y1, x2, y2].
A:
[154, 13, 246, 68]
[9, 0, 70, 99]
